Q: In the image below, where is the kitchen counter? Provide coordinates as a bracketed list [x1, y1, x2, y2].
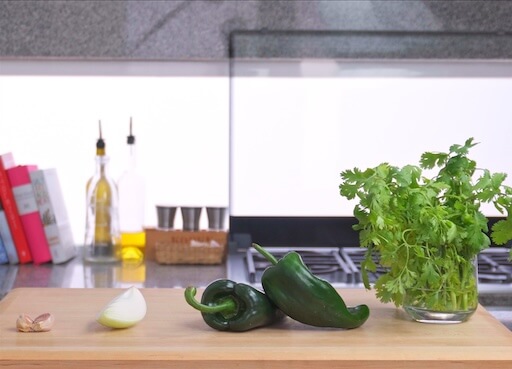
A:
[1, 251, 512, 331]
[0, 253, 226, 300]
[1, 287, 512, 368]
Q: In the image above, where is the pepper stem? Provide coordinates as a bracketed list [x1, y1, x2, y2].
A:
[184, 286, 237, 314]
[252, 243, 278, 265]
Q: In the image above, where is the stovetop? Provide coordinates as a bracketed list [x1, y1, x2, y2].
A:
[230, 246, 512, 294]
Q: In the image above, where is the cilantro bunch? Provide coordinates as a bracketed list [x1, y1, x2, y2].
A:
[339, 138, 512, 309]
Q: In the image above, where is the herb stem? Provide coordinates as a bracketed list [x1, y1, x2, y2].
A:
[450, 291, 457, 311]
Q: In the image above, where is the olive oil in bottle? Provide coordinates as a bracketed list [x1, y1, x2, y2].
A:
[84, 121, 121, 263]
[118, 118, 145, 263]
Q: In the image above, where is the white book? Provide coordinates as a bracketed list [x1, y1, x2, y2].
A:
[30, 168, 76, 264]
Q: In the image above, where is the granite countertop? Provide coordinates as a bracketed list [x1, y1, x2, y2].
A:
[3, 1, 512, 60]
[0, 253, 227, 300]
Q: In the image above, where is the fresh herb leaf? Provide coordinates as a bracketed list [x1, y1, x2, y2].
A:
[339, 137, 512, 309]
[492, 219, 512, 245]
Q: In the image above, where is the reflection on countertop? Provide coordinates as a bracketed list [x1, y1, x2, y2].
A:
[0, 252, 227, 300]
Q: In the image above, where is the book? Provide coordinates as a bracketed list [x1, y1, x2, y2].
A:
[0, 202, 19, 264]
[7, 165, 52, 264]
[30, 168, 76, 264]
[0, 153, 31, 263]
[0, 264, 18, 299]
[0, 228, 9, 264]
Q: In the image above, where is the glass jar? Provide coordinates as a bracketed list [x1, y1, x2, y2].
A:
[403, 257, 478, 324]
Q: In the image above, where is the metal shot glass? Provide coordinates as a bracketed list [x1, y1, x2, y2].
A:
[156, 205, 177, 230]
[181, 206, 202, 231]
[181, 206, 203, 231]
[206, 207, 227, 230]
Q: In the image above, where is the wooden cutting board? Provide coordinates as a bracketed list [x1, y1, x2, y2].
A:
[1, 287, 511, 369]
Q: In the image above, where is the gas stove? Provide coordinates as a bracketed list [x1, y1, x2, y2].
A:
[228, 245, 512, 294]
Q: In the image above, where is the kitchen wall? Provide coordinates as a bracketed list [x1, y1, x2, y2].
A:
[2, 0, 512, 244]
[0, 60, 229, 242]
[230, 58, 512, 219]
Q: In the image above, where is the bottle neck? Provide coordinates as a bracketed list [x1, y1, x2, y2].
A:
[95, 155, 109, 176]
[126, 143, 137, 170]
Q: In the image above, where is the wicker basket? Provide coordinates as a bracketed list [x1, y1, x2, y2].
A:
[145, 228, 228, 265]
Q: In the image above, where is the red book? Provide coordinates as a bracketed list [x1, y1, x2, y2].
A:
[0, 153, 32, 263]
[7, 165, 52, 264]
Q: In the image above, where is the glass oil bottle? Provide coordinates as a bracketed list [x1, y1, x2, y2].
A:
[84, 121, 121, 263]
[117, 117, 146, 264]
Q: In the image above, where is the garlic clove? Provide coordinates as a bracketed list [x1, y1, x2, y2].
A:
[16, 313, 54, 332]
[32, 313, 55, 332]
[16, 314, 34, 332]
[96, 286, 147, 329]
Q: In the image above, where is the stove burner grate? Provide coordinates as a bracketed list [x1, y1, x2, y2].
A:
[477, 249, 512, 283]
[246, 247, 353, 284]
[342, 247, 512, 285]
[245, 246, 512, 286]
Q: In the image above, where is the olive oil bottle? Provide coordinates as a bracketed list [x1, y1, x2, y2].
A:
[84, 121, 121, 263]
[117, 118, 145, 263]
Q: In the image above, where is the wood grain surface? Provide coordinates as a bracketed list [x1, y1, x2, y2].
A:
[1, 287, 511, 368]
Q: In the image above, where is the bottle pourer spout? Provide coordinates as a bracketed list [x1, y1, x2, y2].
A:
[127, 117, 135, 145]
[96, 120, 106, 153]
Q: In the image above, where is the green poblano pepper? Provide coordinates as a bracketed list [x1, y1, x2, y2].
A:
[253, 243, 370, 329]
[184, 279, 285, 332]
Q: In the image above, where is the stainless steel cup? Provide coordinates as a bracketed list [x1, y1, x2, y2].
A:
[181, 206, 202, 231]
[156, 205, 177, 230]
[206, 207, 227, 230]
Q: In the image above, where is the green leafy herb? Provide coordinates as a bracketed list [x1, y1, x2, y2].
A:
[339, 138, 512, 309]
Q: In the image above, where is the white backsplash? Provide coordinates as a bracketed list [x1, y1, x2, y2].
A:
[2, 59, 512, 245]
[0, 61, 230, 244]
[230, 60, 512, 218]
